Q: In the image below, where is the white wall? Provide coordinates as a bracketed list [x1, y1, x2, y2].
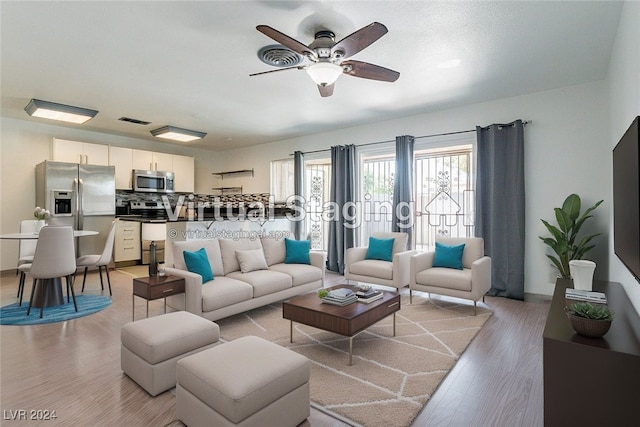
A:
[0, 117, 221, 270]
[606, 1, 640, 313]
[215, 80, 611, 298]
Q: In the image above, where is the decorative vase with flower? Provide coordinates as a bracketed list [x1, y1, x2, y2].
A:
[33, 207, 50, 234]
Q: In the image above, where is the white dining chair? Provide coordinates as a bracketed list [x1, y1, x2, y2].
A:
[76, 220, 116, 296]
[16, 220, 38, 301]
[26, 226, 78, 318]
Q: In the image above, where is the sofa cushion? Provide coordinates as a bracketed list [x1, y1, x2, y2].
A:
[415, 267, 472, 291]
[219, 239, 263, 275]
[284, 238, 311, 264]
[437, 237, 484, 269]
[349, 259, 393, 280]
[261, 237, 286, 266]
[372, 232, 408, 255]
[365, 237, 395, 262]
[201, 277, 254, 312]
[433, 242, 465, 270]
[269, 263, 322, 287]
[172, 239, 223, 277]
[235, 249, 268, 273]
[183, 247, 214, 282]
[227, 270, 292, 298]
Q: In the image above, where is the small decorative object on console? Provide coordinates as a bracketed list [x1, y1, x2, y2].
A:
[565, 301, 614, 338]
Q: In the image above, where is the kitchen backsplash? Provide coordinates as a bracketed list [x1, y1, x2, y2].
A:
[116, 191, 272, 208]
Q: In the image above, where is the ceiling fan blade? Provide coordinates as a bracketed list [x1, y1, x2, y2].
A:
[331, 22, 388, 59]
[256, 25, 315, 58]
[249, 66, 304, 77]
[318, 83, 334, 97]
[342, 60, 400, 82]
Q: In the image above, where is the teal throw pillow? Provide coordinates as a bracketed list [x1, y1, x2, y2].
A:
[365, 237, 395, 262]
[284, 238, 311, 264]
[183, 247, 214, 282]
[433, 242, 465, 270]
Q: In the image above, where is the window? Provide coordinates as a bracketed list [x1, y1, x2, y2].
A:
[360, 140, 474, 249]
[414, 145, 474, 250]
[270, 158, 294, 202]
[304, 158, 331, 250]
[270, 156, 332, 250]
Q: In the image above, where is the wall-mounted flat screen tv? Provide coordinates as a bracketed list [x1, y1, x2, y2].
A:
[613, 115, 640, 283]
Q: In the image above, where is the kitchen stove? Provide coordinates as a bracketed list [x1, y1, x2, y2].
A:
[129, 200, 170, 219]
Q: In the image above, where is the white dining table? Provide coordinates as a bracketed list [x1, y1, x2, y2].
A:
[0, 229, 99, 307]
[0, 230, 98, 239]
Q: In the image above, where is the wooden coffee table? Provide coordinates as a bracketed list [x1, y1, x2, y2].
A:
[283, 285, 401, 365]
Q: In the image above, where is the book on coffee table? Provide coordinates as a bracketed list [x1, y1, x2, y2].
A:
[322, 294, 358, 306]
[357, 291, 383, 304]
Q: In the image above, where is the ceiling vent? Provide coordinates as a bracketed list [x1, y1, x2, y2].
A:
[119, 116, 151, 125]
[258, 44, 303, 67]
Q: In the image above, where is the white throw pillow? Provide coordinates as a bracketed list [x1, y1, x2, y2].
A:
[235, 249, 268, 273]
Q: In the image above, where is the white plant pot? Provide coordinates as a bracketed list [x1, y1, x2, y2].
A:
[569, 260, 596, 291]
[34, 219, 46, 234]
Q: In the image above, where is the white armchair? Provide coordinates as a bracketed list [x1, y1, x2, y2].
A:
[410, 237, 491, 315]
[345, 232, 417, 291]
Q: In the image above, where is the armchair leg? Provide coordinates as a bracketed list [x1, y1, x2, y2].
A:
[409, 289, 413, 304]
[482, 295, 485, 303]
[474, 301, 477, 316]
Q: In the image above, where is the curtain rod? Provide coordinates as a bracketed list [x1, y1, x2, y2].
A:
[291, 120, 531, 156]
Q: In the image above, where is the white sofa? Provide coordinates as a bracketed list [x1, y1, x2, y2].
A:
[165, 237, 325, 321]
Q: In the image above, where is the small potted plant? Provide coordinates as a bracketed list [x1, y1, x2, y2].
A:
[317, 289, 329, 299]
[565, 301, 614, 338]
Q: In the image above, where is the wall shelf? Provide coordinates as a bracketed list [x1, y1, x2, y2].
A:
[212, 169, 254, 179]
[211, 186, 243, 195]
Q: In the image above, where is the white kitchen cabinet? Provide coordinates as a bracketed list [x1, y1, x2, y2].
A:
[52, 138, 109, 165]
[132, 149, 154, 170]
[132, 149, 173, 171]
[114, 220, 141, 263]
[109, 146, 133, 189]
[172, 154, 195, 193]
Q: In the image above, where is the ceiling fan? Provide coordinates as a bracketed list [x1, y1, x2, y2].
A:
[250, 22, 400, 97]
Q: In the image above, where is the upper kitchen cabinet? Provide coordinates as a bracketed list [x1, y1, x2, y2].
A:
[52, 138, 109, 166]
[109, 146, 133, 190]
[132, 149, 173, 172]
[172, 154, 195, 193]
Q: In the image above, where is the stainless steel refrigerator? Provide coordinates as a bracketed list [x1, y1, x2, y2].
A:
[36, 161, 115, 257]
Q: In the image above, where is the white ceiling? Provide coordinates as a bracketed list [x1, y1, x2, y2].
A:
[1, 1, 622, 151]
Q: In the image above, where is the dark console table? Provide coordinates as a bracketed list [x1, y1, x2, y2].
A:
[543, 279, 640, 426]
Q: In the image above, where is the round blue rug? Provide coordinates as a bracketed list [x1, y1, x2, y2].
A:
[0, 295, 111, 325]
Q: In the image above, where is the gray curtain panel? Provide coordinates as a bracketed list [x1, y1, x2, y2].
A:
[293, 150, 304, 240]
[476, 120, 525, 300]
[392, 135, 415, 249]
[326, 144, 356, 273]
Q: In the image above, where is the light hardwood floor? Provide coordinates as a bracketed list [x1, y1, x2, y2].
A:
[0, 268, 549, 426]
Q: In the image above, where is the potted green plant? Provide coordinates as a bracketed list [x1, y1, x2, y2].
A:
[539, 193, 603, 279]
[565, 301, 614, 338]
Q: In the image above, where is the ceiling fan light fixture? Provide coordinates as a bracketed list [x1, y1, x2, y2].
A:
[24, 98, 98, 124]
[150, 125, 206, 142]
[306, 62, 343, 87]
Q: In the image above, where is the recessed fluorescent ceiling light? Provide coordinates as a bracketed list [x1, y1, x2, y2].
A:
[150, 125, 206, 142]
[437, 58, 462, 69]
[24, 98, 98, 124]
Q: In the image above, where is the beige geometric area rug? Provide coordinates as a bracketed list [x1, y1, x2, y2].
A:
[216, 293, 491, 427]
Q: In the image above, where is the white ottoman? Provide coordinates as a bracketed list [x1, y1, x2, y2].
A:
[121, 311, 220, 396]
[176, 336, 310, 427]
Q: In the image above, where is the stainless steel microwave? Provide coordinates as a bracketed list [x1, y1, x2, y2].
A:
[133, 169, 175, 193]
